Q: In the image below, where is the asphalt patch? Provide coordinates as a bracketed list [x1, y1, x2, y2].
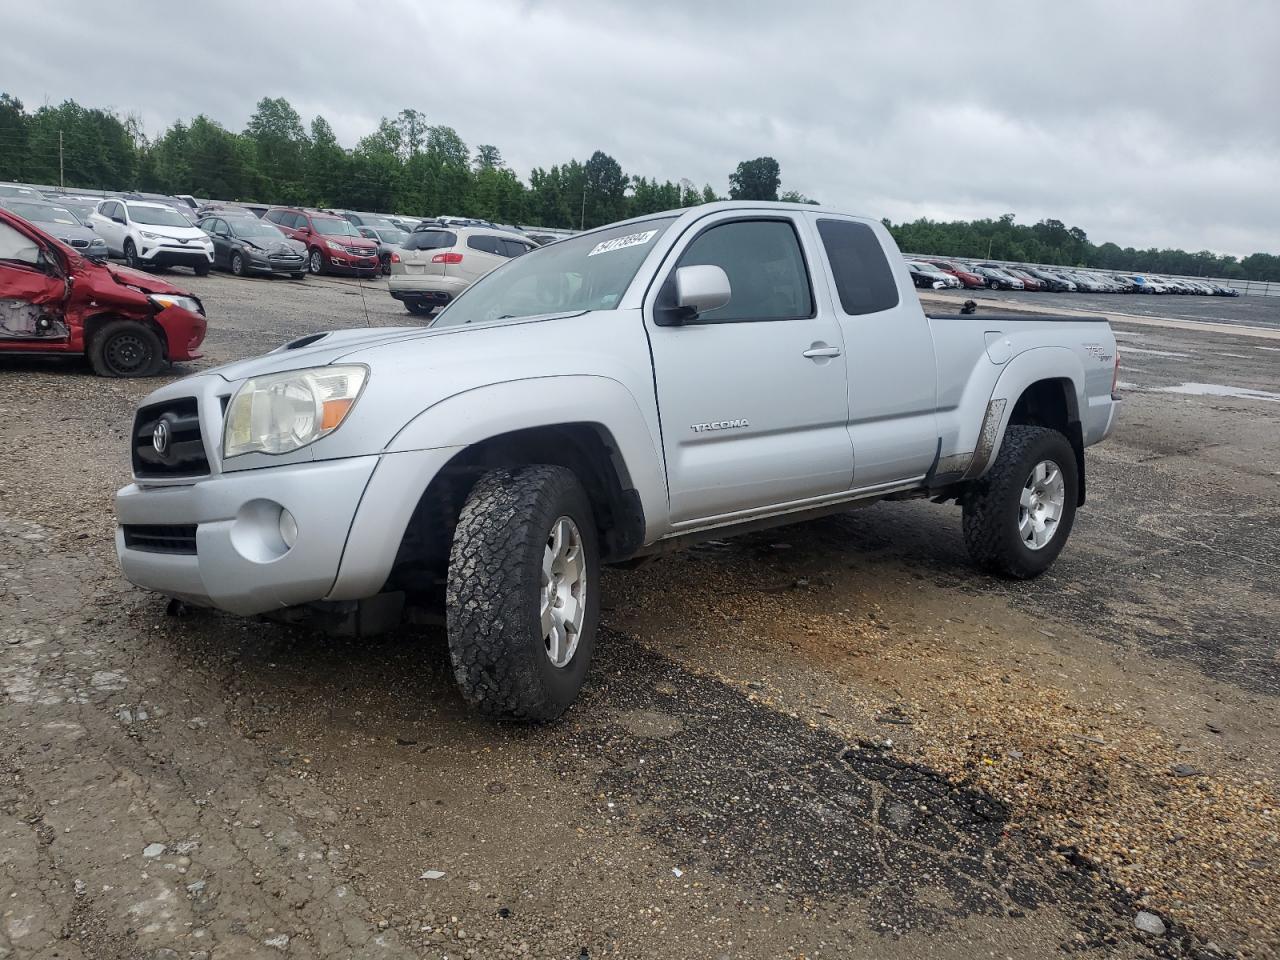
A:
[568, 632, 1199, 953]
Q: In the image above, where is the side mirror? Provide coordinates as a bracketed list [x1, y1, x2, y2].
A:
[112, 215, 126, 225]
[656, 265, 732, 326]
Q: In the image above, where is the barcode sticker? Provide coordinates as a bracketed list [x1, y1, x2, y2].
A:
[588, 230, 658, 257]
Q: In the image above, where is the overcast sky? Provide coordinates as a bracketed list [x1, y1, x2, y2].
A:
[4, 1, 1278, 256]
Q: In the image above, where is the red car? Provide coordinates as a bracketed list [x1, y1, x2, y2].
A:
[928, 260, 986, 289]
[0, 207, 206, 377]
[263, 207, 380, 277]
[1004, 268, 1046, 292]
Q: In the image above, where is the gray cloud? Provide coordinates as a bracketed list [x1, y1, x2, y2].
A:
[4, 0, 1276, 255]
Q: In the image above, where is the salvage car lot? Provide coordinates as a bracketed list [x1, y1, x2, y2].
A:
[1, 273, 1277, 958]
[954, 286, 1280, 330]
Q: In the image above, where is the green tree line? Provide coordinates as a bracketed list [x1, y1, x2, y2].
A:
[888, 212, 1278, 283]
[0, 94, 805, 230]
[1, 93, 1275, 281]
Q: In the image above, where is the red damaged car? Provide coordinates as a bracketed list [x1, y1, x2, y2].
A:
[0, 207, 206, 377]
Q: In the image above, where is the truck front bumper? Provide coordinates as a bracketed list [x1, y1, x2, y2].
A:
[116, 456, 378, 615]
[115, 446, 462, 616]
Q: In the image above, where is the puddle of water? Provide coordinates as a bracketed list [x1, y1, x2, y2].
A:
[1154, 382, 1280, 403]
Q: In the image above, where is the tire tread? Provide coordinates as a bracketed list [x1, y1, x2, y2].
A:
[962, 425, 1076, 578]
[446, 466, 594, 720]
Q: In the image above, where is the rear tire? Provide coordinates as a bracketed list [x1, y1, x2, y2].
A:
[406, 301, 433, 316]
[446, 466, 600, 721]
[291, 272, 306, 280]
[88, 319, 165, 378]
[962, 425, 1078, 579]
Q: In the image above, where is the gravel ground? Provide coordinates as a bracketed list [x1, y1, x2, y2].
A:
[1, 272, 1277, 959]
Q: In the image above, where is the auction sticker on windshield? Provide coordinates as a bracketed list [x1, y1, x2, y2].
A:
[588, 230, 658, 257]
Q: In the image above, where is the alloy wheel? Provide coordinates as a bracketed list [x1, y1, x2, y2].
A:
[1019, 459, 1066, 550]
[540, 516, 587, 668]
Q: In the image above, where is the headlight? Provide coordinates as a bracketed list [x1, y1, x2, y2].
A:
[149, 294, 202, 314]
[223, 365, 368, 458]
[140, 231, 162, 240]
[326, 240, 343, 251]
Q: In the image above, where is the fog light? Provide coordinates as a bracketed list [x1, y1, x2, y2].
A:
[279, 508, 298, 549]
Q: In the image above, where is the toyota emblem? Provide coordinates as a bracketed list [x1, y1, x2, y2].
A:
[152, 419, 170, 456]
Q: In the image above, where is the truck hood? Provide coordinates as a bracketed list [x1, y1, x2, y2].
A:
[206, 327, 427, 380]
[205, 312, 581, 382]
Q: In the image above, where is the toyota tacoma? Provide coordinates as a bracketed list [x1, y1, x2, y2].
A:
[114, 202, 1119, 719]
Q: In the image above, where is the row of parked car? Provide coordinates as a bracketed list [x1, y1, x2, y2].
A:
[0, 181, 565, 290]
[906, 258, 1239, 297]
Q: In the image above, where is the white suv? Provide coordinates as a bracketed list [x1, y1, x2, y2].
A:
[90, 200, 214, 274]
[388, 225, 535, 315]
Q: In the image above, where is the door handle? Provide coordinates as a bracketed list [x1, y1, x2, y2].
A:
[802, 345, 842, 359]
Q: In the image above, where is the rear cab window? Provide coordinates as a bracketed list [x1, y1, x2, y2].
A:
[815, 218, 900, 315]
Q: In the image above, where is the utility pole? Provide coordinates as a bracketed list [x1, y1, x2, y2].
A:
[59, 130, 64, 187]
[580, 182, 587, 231]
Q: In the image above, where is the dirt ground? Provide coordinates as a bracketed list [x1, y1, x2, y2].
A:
[1, 274, 1277, 960]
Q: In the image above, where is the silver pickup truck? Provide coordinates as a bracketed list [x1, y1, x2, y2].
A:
[116, 201, 1120, 719]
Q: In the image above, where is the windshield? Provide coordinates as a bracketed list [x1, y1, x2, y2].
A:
[7, 202, 82, 226]
[432, 217, 678, 328]
[233, 219, 287, 239]
[129, 204, 193, 227]
[315, 218, 359, 236]
[0, 185, 42, 199]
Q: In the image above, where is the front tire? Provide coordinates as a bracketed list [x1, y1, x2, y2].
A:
[194, 261, 210, 277]
[962, 425, 1078, 579]
[88, 319, 165, 378]
[124, 239, 141, 270]
[230, 252, 246, 276]
[309, 249, 323, 274]
[446, 466, 600, 721]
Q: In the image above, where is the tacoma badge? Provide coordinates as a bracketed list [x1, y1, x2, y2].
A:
[691, 419, 749, 433]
